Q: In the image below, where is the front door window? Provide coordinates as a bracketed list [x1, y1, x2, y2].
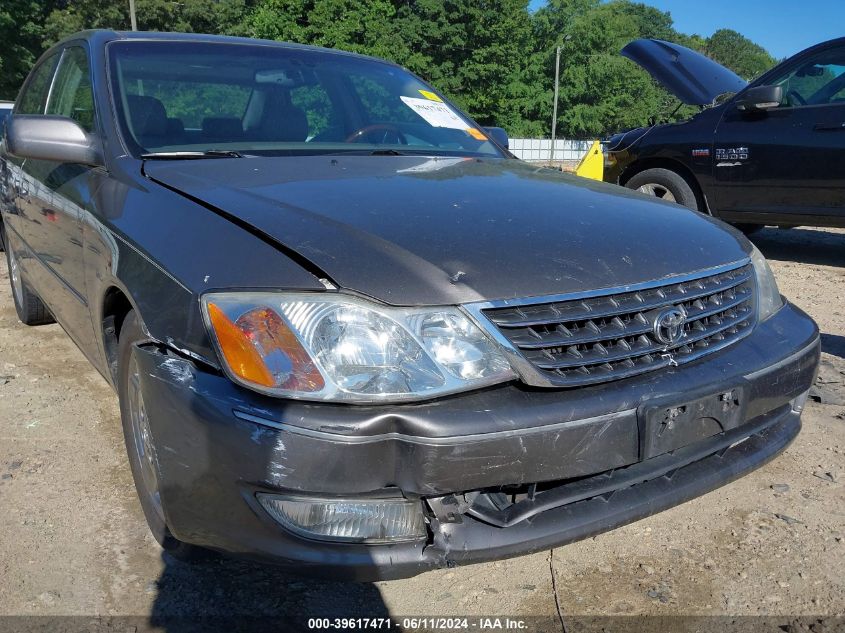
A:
[768, 47, 845, 108]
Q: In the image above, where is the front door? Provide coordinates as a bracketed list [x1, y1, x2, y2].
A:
[712, 45, 845, 226]
[14, 44, 99, 348]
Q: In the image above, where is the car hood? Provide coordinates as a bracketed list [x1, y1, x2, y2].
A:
[622, 38, 747, 105]
[144, 155, 749, 306]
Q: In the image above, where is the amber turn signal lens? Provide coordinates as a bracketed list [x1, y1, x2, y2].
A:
[207, 303, 275, 387]
[206, 302, 324, 392]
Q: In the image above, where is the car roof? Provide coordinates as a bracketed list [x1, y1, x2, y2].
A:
[798, 36, 845, 53]
[53, 29, 394, 66]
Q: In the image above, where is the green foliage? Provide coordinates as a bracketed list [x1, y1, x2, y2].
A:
[0, 0, 58, 100]
[3, 0, 778, 138]
[391, 0, 541, 134]
[705, 29, 777, 81]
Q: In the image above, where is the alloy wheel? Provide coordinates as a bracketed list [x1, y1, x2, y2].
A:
[636, 183, 676, 203]
[127, 354, 165, 524]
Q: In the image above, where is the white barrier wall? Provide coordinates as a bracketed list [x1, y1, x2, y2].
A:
[508, 138, 593, 162]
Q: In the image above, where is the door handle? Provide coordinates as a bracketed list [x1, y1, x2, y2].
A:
[813, 122, 845, 131]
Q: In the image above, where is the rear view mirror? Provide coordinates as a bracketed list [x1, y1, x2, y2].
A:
[796, 64, 824, 77]
[735, 85, 783, 112]
[254, 67, 316, 87]
[483, 126, 509, 150]
[7, 115, 103, 166]
[255, 69, 298, 86]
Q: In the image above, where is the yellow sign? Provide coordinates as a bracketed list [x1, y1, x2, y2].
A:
[575, 140, 604, 181]
[418, 90, 443, 102]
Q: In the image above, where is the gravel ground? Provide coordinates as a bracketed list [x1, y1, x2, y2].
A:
[0, 226, 843, 632]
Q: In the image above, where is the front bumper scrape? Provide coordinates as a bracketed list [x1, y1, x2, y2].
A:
[131, 301, 818, 580]
[425, 401, 799, 567]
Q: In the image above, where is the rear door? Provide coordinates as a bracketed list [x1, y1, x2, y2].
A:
[712, 45, 845, 225]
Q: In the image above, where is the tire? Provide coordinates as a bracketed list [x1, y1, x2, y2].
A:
[3, 226, 54, 326]
[731, 223, 764, 236]
[626, 168, 700, 211]
[117, 310, 208, 562]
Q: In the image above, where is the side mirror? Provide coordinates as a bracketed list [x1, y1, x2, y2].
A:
[7, 115, 103, 166]
[483, 126, 509, 150]
[735, 85, 783, 112]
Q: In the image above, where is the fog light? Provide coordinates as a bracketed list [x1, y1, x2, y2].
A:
[257, 494, 427, 543]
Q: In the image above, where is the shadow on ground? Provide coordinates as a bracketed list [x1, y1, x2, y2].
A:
[149, 552, 389, 632]
[821, 333, 845, 360]
[749, 227, 845, 267]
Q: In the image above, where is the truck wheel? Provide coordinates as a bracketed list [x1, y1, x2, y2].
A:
[731, 223, 764, 235]
[626, 168, 699, 211]
[3, 228, 55, 326]
[117, 310, 208, 562]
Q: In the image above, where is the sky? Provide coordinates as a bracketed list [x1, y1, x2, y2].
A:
[528, 0, 843, 60]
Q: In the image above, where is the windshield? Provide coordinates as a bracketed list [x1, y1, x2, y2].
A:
[107, 41, 503, 158]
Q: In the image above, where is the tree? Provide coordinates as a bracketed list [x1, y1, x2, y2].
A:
[43, 0, 128, 44]
[0, 0, 58, 100]
[391, 0, 542, 134]
[706, 28, 776, 81]
[611, 1, 676, 41]
[0, 0, 779, 137]
[43, 0, 250, 44]
[238, 0, 309, 41]
[534, 0, 690, 138]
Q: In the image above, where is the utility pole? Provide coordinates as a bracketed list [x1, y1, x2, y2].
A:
[129, 0, 138, 30]
[549, 45, 561, 166]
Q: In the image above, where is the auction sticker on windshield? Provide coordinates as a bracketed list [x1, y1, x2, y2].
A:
[401, 96, 467, 130]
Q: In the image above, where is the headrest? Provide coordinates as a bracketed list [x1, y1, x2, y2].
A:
[166, 117, 185, 136]
[202, 117, 244, 140]
[258, 105, 308, 142]
[126, 95, 167, 137]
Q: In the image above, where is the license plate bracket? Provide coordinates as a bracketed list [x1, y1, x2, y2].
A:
[639, 387, 747, 460]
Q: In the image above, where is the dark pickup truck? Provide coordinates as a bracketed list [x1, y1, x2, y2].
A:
[605, 37, 845, 232]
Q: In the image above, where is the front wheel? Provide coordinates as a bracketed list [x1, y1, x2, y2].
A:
[626, 168, 699, 211]
[117, 310, 207, 562]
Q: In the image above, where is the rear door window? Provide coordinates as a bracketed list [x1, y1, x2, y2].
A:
[16, 52, 61, 115]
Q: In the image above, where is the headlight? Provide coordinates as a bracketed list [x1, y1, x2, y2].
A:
[750, 245, 783, 321]
[201, 293, 515, 402]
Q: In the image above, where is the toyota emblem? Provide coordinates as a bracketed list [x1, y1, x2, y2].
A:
[653, 306, 687, 346]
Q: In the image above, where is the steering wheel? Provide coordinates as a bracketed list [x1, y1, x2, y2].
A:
[345, 123, 408, 145]
[786, 89, 806, 106]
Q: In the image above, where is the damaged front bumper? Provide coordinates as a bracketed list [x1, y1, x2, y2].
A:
[134, 301, 819, 580]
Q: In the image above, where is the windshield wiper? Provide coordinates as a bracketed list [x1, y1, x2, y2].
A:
[140, 149, 246, 159]
[321, 148, 422, 157]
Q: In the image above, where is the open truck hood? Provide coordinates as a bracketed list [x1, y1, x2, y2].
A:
[621, 38, 747, 105]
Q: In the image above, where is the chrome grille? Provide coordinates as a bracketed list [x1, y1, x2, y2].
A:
[478, 262, 756, 387]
